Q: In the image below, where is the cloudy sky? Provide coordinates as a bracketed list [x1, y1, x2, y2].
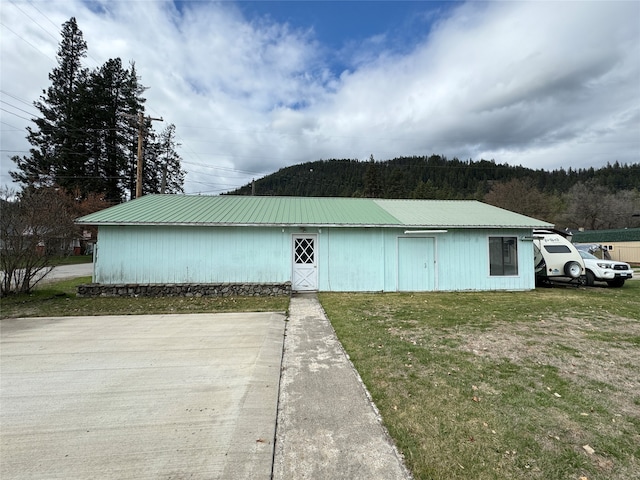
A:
[1, 0, 639, 195]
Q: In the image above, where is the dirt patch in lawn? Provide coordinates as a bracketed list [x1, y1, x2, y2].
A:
[457, 315, 640, 417]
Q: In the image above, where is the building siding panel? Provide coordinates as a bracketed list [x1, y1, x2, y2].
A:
[93, 225, 536, 292]
[318, 228, 385, 292]
[435, 229, 535, 291]
[95, 226, 291, 284]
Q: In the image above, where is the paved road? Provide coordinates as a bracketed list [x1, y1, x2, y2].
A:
[1, 312, 285, 479]
[1, 263, 93, 289]
[41, 262, 94, 282]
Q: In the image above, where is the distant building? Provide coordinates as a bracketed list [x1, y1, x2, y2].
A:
[572, 228, 640, 264]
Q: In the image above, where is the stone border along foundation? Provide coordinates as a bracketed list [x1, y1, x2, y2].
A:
[77, 282, 292, 298]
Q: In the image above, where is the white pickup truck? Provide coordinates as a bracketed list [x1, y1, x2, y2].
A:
[578, 250, 633, 287]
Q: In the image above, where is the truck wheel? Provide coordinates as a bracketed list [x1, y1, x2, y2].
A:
[606, 278, 625, 288]
[585, 270, 595, 286]
[564, 261, 582, 279]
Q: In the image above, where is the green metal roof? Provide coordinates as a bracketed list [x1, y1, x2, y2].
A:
[374, 199, 549, 228]
[76, 195, 553, 229]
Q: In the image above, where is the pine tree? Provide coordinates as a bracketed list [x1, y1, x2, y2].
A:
[123, 62, 149, 199]
[85, 59, 145, 202]
[385, 168, 406, 198]
[10, 17, 89, 191]
[150, 124, 186, 194]
[363, 155, 382, 198]
[10, 17, 157, 203]
[137, 121, 186, 197]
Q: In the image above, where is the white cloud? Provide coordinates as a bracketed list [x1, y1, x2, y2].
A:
[1, 0, 638, 195]
[306, 1, 640, 166]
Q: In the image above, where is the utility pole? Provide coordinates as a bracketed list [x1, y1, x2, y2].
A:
[126, 112, 163, 199]
[136, 112, 145, 199]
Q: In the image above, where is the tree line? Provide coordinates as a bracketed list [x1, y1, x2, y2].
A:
[230, 155, 640, 230]
[9, 17, 186, 203]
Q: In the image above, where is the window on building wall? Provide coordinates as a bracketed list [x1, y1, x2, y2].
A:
[489, 237, 518, 276]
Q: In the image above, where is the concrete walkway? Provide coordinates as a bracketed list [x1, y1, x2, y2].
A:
[274, 294, 411, 479]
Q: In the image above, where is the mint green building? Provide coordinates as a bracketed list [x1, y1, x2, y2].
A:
[76, 195, 553, 292]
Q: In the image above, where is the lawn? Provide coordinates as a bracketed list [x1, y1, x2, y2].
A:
[0, 277, 289, 318]
[320, 282, 640, 480]
[50, 255, 94, 265]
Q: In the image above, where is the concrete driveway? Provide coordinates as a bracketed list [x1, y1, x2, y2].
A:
[1, 312, 285, 479]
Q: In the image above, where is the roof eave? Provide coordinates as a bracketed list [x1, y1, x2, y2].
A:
[76, 221, 551, 229]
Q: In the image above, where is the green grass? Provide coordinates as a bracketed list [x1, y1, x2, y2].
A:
[320, 282, 640, 480]
[50, 255, 94, 265]
[0, 276, 289, 318]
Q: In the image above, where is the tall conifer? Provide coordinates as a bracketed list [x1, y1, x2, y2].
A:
[11, 17, 88, 191]
[10, 17, 184, 202]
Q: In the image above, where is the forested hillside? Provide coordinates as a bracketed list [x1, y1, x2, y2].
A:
[231, 155, 639, 198]
[228, 156, 640, 229]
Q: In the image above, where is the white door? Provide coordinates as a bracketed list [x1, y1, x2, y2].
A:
[292, 235, 318, 291]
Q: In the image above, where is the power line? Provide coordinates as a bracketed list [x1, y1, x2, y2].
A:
[9, 0, 60, 44]
[0, 120, 24, 131]
[148, 117, 264, 189]
[180, 168, 252, 181]
[180, 159, 264, 176]
[7, 1, 102, 68]
[0, 100, 38, 118]
[0, 21, 55, 62]
[186, 178, 247, 188]
[0, 90, 36, 108]
[0, 100, 141, 134]
[27, 0, 60, 31]
[185, 189, 234, 195]
[0, 107, 32, 122]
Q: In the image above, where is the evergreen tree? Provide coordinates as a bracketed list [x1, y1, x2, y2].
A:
[85, 59, 145, 202]
[412, 180, 437, 199]
[123, 63, 149, 199]
[140, 123, 186, 196]
[9, 17, 187, 203]
[10, 17, 89, 191]
[151, 124, 186, 194]
[385, 168, 407, 198]
[363, 155, 382, 198]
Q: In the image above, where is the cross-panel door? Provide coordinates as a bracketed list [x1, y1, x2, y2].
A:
[292, 235, 318, 291]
